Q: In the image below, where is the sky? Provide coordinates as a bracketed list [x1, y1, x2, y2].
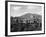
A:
[10, 4, 42, 17]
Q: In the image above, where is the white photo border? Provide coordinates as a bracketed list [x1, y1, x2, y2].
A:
[5, 1, 45, 36]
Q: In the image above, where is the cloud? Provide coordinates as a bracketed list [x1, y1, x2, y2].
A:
[26, 5, 42, 15]
[13, 6, 21, 10]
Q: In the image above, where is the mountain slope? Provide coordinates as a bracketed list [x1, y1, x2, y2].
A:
[19, 13, 42, 21]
